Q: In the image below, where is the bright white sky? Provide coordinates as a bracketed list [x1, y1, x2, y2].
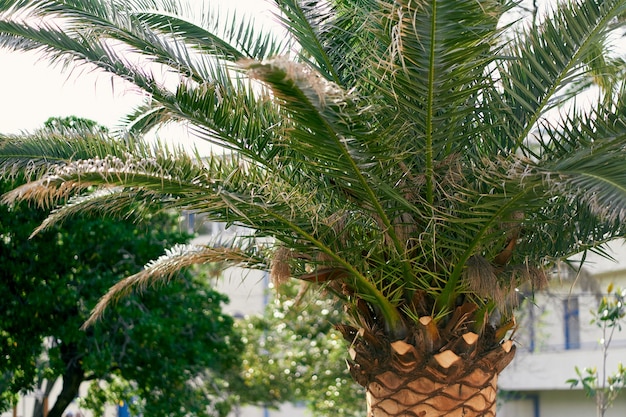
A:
[0, 0, 277, 136]
[0, 49, 143, 133]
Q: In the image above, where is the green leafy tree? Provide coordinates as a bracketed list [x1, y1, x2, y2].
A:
[238, 282, 365, 417]
[0, 119, 245, 417]
[568, 284, 626, 417]
[43, 116, 109, 134]
[2, 1, 626, 415]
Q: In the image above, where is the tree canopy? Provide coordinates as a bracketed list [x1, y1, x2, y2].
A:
[0, 118, 244, 417]
[238, 282, 365, 417]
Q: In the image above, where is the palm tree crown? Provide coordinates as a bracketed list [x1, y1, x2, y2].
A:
[2, 0, 626, 414]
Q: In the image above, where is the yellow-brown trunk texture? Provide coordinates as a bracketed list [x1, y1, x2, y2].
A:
[365, 341, 511, 416]
[337, 305, 516, 417]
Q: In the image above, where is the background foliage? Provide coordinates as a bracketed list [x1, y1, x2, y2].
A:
[0, 118, 245, 417]
[238, 282, 365, 417]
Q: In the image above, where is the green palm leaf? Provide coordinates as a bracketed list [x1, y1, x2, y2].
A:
[498, 0, 626, 152]
[83, 241, 266, 328]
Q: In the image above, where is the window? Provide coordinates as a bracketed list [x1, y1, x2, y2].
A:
[564, 297, 580, 350]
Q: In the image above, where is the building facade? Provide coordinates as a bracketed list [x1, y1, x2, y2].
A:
[498, 240, 626, 417]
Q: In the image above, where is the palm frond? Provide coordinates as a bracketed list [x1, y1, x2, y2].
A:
[0, 0, 287, 154]
[497, 0, 626, 153]
[546, 139, 626, 223]
[243, 58, 417, 284]
[115, 102, 170, 137]
[0, 130, 141, 178]
[370, 0, 507, 174]
[82, 241, 266, 328]
[272, 0, 341, 83]
[273, 0, 382, 87]
[132, 1, 287, 60]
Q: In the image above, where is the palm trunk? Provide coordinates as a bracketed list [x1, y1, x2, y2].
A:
[338, 309, 516, 417]
[365, 348, 503, 417]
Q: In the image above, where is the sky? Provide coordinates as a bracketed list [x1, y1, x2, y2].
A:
[0, 49, 144, 133]
[0, 0, 278, 136]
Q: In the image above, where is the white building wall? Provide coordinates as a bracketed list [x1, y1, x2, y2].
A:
[498, 240, 626, 417]
[499, 391, 626, 417]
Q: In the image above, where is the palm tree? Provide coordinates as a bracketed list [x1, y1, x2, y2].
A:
[2, 0, 626, 415]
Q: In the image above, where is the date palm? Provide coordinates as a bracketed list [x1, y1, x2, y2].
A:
[2, 0, 626, 415]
